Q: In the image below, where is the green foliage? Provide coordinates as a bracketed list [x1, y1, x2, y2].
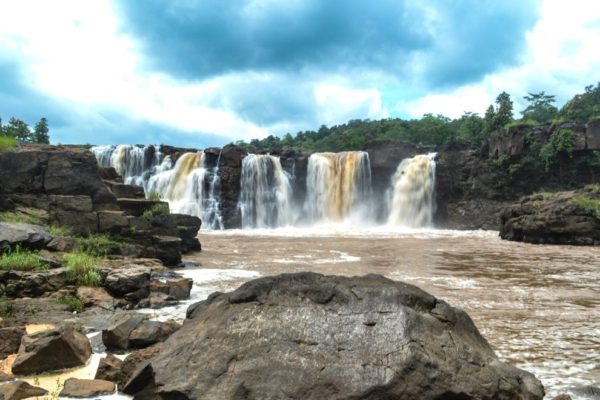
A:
[0, 211, 44, 225]
[47, 225, 73, 236]
[558, 83, 600, 122]
[147, 191, 162, 201]
[0, 296, 14, 318]
[0, 246, 45, 271]
[33, 118, 50, 144]
[584, 183, 600, 193]
[0, 135, 17, 152]
[63, 252, 102, 287]
[0, 116, 51, 144]
[76, 233, 119, 257]
[521, 91, 558, 123]
[490, 154, 510, 167]
[539, 129, 575, 171]
[56, 295, 85, 313]
[506, 119, 538, 129]
[143, 203, 170, 220]
[570, 196, 600, 220]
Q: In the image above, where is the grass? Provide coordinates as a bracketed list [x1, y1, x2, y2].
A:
[0, 135, 17, 152]
[146, 191, 162, 201]
[0, 246, 46, 271]
[506, 119, 538, 129]
[0, 211, 44, 225]
[584, 183, 600, 193]
[142, 202, 170, 220]
[570, 195, 600, 220]
[56, 294, 85, 313]
[0, 296, 14, 317]
[63, 252, 102, 287]
[47, 225, 73, 236]
[76, 233, 119, 257]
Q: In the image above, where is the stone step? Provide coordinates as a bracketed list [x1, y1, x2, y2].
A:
[117, 198, 168, 217]
[105, 181, 146, 199]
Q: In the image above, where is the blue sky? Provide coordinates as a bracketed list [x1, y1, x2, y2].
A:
[0, 1, 599, 147]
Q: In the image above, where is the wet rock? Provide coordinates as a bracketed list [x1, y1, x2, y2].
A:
[500, 188, 600, 245]
[152, 235, 183, 266]
[11, 325, 92, 375]
[94, 353, 123, 383]
[0, 380, 48, 400]
[0, 222, 52, 252]
[149, 274, 192, 300]
[119, 344, 162, 388]
[551, 395, 572, 400]
[127, 272, 545, 400]
[59, 377, 116, 398]
[129, 320, 180, 349]
[102, 314, 145, 350]
[137, 291, 177, 309]
[571, 385, 600, 398]
[104, 265, 150, 298]
[0, 326, 26, 359]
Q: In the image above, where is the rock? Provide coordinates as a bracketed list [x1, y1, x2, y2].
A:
[102, 314, 145, 350]
[76, 286, 116, 310]
[152, 213, 202, 252]
[0, 380, 48, 400]
[149, 274, 192, 300]
[219, 144, 248, 228]
[11, 325, 92, 375]
[49, 194, 94, 213]
[104, 181, 146, 199]
[59, 377, 116, 398]
[0, 370, 12, 382]
[0, 222, 52, 252]
[587, 118, 600, 150]
[152, 235, 182, 266]
[571, 384, 600, 398]
[104, 265, 151, 298]
[98, 210, 130, 234]
[0, 326, 26, 359]
[2, 268, 69, 298]
[551, 395, 572, 400]
[95, 353, 123, 383]
[129, 320, 180, 349]
[46, 235, 78, 252]
[117, 198, 167, 217]
[500, 189, 600, 245]
[119, 344, 162, 388]
[137, 291, 177, 309]
[125, 272, 544, 400]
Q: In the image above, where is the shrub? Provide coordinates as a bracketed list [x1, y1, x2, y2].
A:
[76, 233, 119, 257]
[0, 246, 45, 271]
[56, 295, 85, 313]
[570, 196, 600, 220]
[143, 203, 170, 220]
[0, 135, 17, 152]
[63, 252, 101, 287]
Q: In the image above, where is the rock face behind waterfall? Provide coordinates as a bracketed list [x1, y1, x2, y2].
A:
[125, 273, 544, 400]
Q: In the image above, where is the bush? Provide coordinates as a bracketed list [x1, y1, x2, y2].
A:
[76, 233, 119, 257]
[143, 203, 170, 220]
[570, 196, 600, 220]
[0, 211, 44, 225]
[0, 135, 17, 152]
[63, 252, 101, 287]
[0, 246, 45, 271]
[56, 295, 85, 313]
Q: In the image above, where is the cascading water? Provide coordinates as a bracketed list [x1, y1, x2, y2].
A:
[146, 152, 224, 230]
[238, 154, 295, 228]
[90, 144, 162, 187]
[387, 153, 436, 228]
[305, 151, 372, 222]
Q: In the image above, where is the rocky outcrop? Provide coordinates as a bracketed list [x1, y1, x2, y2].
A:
[59, 378, 116, 398]
[102, 314, 180, 351]
[125, 272, 544, 400]
[0, 326, 26, 359]
[0, 380, 48, 400]
[500, 188, 600, 245]
[95, 353, 123, 382]
[0, 268, 69, 298]
[219, 144, 247, 228]
[11, 325, 92, 375]
[0, 222, 52, 252]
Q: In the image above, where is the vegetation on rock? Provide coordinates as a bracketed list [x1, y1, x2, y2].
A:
[0, 116, 50, 144]
[57, 295, 85, 313]
[63, 252, 102, 287]
[143, 203, 170, 220]
[0, 246, 45, 271]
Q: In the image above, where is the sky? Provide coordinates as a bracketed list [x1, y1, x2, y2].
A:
[0, 0, 599, 147]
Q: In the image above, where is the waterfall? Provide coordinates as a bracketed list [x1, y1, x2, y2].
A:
[387, 153, 436, 228]
[238, 154, 295, 228]
[305, 151, 372, 222]
[146, 152, 224, 230]
[90, 144, 162, 187]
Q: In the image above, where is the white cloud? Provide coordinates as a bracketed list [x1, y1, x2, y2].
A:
[399, 0, 600, 119]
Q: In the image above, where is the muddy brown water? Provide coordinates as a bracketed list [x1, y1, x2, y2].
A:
[185, 227, 600, 399]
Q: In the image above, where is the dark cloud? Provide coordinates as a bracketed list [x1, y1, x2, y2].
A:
[116, 0, 539, 88]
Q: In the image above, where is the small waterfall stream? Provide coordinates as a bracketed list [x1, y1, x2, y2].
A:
[91, 144, 161, 187]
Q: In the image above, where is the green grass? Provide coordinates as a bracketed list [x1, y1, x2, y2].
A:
[584, 183, 600, 193]
[0, 246, 46, 271]
[0, 211, 44, 225]
[570, 196, 600, 220]
[76, 233, 119, 257]
[146, 191, 162, 201]
[142, 202, 170, 220]
[506, 119, 538, 129]
[63, 252, 102, 287]
[47, 225, 73, 236]
[56, 295, 85, 313]
[0, 296, 14, 318]
[0, 135, 17, 152]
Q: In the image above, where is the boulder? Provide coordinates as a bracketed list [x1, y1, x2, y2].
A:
[2, 268, 69, 298]
[98, 210, 130, 234]
[59, 377, 116, 398]
[46, 235, 78, 252]
[117, 198, 167, 217]
[0, 326, 26, 359]
[102, 315, 179, 350]
[76, 286, 116, 310]
[11, 325, 92, 375]
[149, 275, 192, 300]
[104, 265, 151, 298]
[0, 222, 52, 252]
[119, 344, 162, 388]
[102, 314, 145, 350]
[95, 353, 123, 382]
[152, 235, 183, 266]
[0, 370, 11, 382]
[125, 273, 544, 400]
[500, 189, 600, 245]
[49, 210, 99, 235]
[0, 380, 48, 400]
[137, 291, 177, 309]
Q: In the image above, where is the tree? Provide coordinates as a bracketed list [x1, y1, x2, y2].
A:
[33, 118, 50, 144]
[558, 82, 600, 122]
[494, 92, 514, 128]
[4, 117, 31, 143]
[521, 91, 558, 122]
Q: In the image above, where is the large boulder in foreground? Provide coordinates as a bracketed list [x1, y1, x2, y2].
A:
[11, 325, 92, 375]
[500, 188, 600, 245]
[125, 272, 544, 399]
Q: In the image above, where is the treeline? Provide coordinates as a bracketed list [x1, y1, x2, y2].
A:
[0, 116, 50, 144]
[235, 83, 600, 153]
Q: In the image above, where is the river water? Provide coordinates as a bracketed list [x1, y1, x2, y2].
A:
[177, 227, 600, 399]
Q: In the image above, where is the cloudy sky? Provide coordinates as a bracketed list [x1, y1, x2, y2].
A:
[0, 1, 599, 147]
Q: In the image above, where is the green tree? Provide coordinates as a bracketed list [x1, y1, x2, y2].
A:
[4, 117, 31, 143]
[456, 112, 485, 144]
[558, 82, 600, 122]
[494, 91, 514, 128]
[521, 91, 558, 122]
[33, 117, 50, 144]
